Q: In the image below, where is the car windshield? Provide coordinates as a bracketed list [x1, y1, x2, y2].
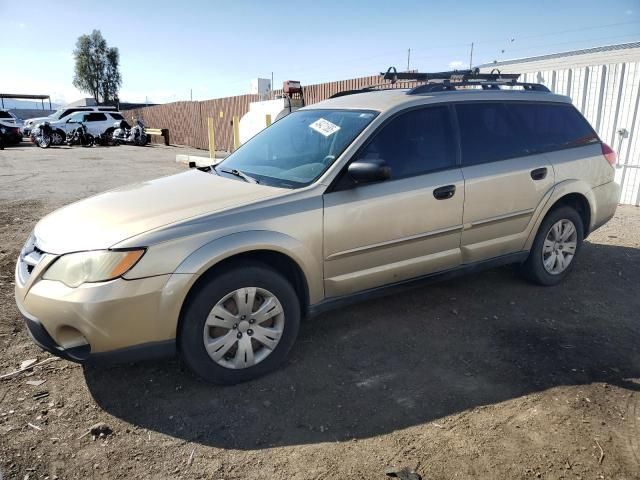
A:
[217, 109, 377, 188]
[49, 109, 66, 120]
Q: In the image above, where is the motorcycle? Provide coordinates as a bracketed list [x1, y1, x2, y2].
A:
[32, 121, 54, 148]
[31, 122, 66, 147]
[66, 121, 94, 147]
[112, 119, 147, 146]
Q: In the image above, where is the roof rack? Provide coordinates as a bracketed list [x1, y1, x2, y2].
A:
[328, 67, 549, 99]
[380, 66, 550, 94]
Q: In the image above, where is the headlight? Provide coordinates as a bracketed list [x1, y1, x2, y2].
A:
[43, 249, 145, 288]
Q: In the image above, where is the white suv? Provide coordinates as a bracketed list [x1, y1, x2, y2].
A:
[56, 111, 126, 140]
[22, 106, 119, 136]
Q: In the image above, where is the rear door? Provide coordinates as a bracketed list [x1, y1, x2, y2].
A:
[323, 105, 464, 297]
[456, 101, 555, 263]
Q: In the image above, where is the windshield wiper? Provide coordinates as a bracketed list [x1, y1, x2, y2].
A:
[220, 168, 259, 184]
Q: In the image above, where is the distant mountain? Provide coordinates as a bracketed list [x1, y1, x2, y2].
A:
[1, 99, 62, 110]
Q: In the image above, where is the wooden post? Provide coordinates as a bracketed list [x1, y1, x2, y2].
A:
[232, 115, 240, 150]
[265, 114, 272, 127]
[207, 117, 215, 159]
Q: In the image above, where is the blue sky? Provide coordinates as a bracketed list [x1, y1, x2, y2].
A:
[1, 0, 639, 105]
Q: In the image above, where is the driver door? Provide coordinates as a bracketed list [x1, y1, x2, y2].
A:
[323, 106, 464, 297]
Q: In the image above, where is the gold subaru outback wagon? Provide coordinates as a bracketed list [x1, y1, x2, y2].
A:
[15, 72, 620, 384]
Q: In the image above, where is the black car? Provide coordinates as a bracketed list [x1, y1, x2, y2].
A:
[0, 122, 22, 146]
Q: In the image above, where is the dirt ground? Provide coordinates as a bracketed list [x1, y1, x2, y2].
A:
[0, 143, 638, 480]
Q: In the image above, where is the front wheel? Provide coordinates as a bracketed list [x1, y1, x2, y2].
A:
[36, 135, 51, 148]
[519, 206, 584, 286]
[179, 261, 301, 384]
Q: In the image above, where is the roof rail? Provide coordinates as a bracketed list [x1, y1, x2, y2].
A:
[408, 80, 551, 94]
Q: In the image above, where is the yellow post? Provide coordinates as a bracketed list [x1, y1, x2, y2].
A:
[207, 117, 215, 159]
[232, 115, 240, 150]
[265, 114, 272, 127]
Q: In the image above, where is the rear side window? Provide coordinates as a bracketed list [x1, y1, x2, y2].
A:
[456, 103, 530, 166]
[110, 113, 124, 120]
[358, 106, 456, 178]
[87, 113, 107, 121]
[507, 103, 599, 153]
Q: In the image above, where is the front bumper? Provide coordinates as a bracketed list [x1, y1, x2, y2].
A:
[22, 312, 175, 364]
[15, 258, 189, 362]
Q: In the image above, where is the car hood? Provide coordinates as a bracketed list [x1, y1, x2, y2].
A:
[34, 170, 288, 254]
[25, 116, 50, 125]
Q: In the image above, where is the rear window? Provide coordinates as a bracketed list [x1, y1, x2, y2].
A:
[456, 102, 530, 166]
[506, 103, 599, 153]
[110, 113, 124, 120]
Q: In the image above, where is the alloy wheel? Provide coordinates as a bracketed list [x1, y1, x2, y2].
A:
[542, 219, 578, 275]
[202, 287, 285, 369]
[51, 131, 63, 145]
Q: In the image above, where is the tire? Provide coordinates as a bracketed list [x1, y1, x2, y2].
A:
[179, 260, 301, 384]
[519, 206, 584, 286]
[37, 135, 51, 148]
[51, 130, 65, 145]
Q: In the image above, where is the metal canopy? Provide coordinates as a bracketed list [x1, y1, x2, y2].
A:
[0, 93, 52, 110]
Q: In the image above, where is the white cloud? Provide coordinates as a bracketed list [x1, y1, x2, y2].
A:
[448, 60, 464, 70]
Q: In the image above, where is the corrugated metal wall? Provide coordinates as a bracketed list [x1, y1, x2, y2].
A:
[520, 63, 640, 206]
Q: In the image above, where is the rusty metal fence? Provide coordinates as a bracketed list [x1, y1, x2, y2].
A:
[125, 74, 420, 151]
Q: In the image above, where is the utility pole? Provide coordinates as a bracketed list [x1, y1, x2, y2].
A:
[190, 88, 193, 101]
[469, 42, 474, 70]
[407, 48, 411, 72]
[271, 72, 274, 99]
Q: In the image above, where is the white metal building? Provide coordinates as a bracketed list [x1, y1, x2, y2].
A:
[479, 42, 640, 206]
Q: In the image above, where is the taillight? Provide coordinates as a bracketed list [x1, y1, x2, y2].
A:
[602, 143, 616, 167]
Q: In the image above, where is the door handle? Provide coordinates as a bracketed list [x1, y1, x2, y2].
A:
[433, 184, 456, 200]
[530, 167, 548, 180]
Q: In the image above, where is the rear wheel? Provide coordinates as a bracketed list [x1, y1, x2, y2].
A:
[51, 130, 65, 145]
[519, 206, 584, 286]
[179, 261, 301, 384]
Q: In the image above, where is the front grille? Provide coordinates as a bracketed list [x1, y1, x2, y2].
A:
[17, 235, 45, 285]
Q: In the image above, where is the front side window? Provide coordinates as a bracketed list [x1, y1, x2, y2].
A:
[507, 103, 599, 153]
[68, 112, 88, 123]
[456, 102, 530, 166]
[217, 109, 377, 188]
[357, 106, 456, 179]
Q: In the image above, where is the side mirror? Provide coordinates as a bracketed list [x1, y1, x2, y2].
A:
[348, 159, 391, 184]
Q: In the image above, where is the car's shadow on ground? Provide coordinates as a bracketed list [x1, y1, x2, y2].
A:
[84, 242, 640, 450]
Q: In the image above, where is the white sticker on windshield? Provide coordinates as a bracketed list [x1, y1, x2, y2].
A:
[309, 118, 341, 137]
